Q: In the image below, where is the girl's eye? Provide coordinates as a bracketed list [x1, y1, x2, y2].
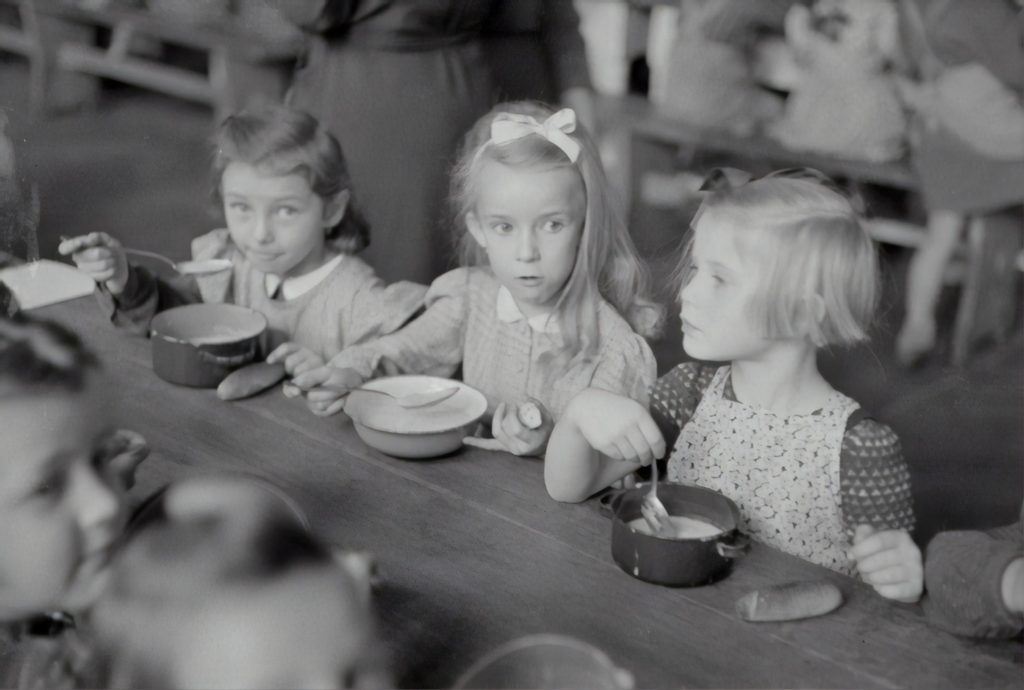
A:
[276, 206, 299, 218]
[542, 220, 565, 233]
[711, 274, 726, 285]
[492, 222, 513, 234]
[228, 202, 250, 213]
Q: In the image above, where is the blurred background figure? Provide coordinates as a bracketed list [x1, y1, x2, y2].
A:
[270, 0, 497, 286]
[482, 0, 597, 133]
[895, 0, 1024, 366]
[0, 109, 38, 267]
[92, 474, 388, 690]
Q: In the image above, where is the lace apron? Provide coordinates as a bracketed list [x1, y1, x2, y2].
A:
[667, 366, 859, 573]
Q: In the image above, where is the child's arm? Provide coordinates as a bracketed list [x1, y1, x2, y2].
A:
[839, 418, 922, 602]
[59, 233, 200, 335]
[343, 264, 427, 347]
[545, 388, 665, 503]
[920, 514, 1024, 638]
[289, 269, 469, 415]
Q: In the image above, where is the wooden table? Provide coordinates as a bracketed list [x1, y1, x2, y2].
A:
[36, 297, 1023, 688]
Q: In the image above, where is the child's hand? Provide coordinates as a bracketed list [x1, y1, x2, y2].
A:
[58, 232, 130, 295]
[266, 342, 325, 377]
[849, 525, 923, 603]
[1001, 558, 1024, 614]
[100, 429, 149, 492]
[288, 365, 365, 417]
[565, 388, 665, 466]
[464, 399, 554, 456]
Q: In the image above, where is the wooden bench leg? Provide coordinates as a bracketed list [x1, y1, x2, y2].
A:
[951, 208, 1024, 365]
[33, 10, 100, 112]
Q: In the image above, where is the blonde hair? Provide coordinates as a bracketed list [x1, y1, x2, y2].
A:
[450, 101, 663, 368]
[679, 172, 878, 347]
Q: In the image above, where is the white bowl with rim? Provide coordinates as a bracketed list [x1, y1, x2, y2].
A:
[344, 376, 487, 459]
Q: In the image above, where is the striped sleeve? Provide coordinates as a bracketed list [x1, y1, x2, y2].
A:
[839, 419, 915, 532]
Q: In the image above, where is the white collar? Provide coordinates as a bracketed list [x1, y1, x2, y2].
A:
[265, 254, 344, 301]
[495, 286, 560, 334]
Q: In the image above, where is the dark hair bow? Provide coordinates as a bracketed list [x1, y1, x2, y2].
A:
[698, 166, 864, 212]
[699, 166, 840, 192]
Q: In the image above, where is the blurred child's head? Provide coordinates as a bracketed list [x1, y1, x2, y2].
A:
[677, 168, 877, 362]
[0, 313, 127, 621]
[94, 476, 385, 690]
[212, 106, 369, 278]
[451, 101, 662, 365]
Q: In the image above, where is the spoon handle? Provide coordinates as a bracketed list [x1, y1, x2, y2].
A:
[123, 248, 178, 269]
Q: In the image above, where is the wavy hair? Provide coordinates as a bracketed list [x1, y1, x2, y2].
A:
[211, 105, 370, 253]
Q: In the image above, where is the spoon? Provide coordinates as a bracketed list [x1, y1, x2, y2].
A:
[123, 248, 232, 276]
[350, 385, 460, 409]
[641, 458, 674, 538]
[59, 236, 231, 276]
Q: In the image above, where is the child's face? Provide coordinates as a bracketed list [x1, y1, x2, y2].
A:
[467, 160, 585, 318]
[0, 381, 126, 620]
[170, 566, 377, 690]
[679, 211, 771, 362]
[221, 161, 345, 279]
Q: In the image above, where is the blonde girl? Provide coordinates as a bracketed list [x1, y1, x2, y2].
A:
[545, 169, 923, 602]
[293, 101, 663, 456]
[59, 106, 425, 376]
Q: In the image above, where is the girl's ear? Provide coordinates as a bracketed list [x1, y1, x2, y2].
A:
[466, 211, 487, 249]
[323, 189, 350, 229]
[796, 293, 828, 339]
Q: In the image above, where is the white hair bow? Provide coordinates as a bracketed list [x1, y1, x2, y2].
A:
[489, 108, 581, 163]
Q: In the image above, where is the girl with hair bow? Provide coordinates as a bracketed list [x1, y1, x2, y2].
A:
[290, 102, 663, 457]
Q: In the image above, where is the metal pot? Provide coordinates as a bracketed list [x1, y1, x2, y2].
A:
[150, 304, 266, 388]
[602, 482, 749, 587]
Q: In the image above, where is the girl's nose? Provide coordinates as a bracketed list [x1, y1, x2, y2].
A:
[253, 213, 274, 244]
[71, 463, 121, 533]
[516, 228, 540, 262]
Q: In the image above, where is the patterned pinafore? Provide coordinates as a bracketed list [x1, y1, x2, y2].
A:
[666, 366, 860, 573]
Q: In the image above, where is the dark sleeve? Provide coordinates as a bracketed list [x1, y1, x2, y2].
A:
[539, 0, 592, 93]
[94, 265, 200, 336]
[265, 0, 358, 32]
[922, 517, 1024, 639]
[838, 418, 915, 532]
[927, 1, 1024, 91]
[700, 0, 794, 45]
[648, 362, 716, 451]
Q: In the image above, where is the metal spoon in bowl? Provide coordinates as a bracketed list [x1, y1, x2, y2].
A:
[641, 457, 674, 538]
[350, 385, 460, 409]
[123, 248, 232, 276]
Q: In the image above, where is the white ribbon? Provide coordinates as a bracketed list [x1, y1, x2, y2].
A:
[488, 108, 581, 163]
